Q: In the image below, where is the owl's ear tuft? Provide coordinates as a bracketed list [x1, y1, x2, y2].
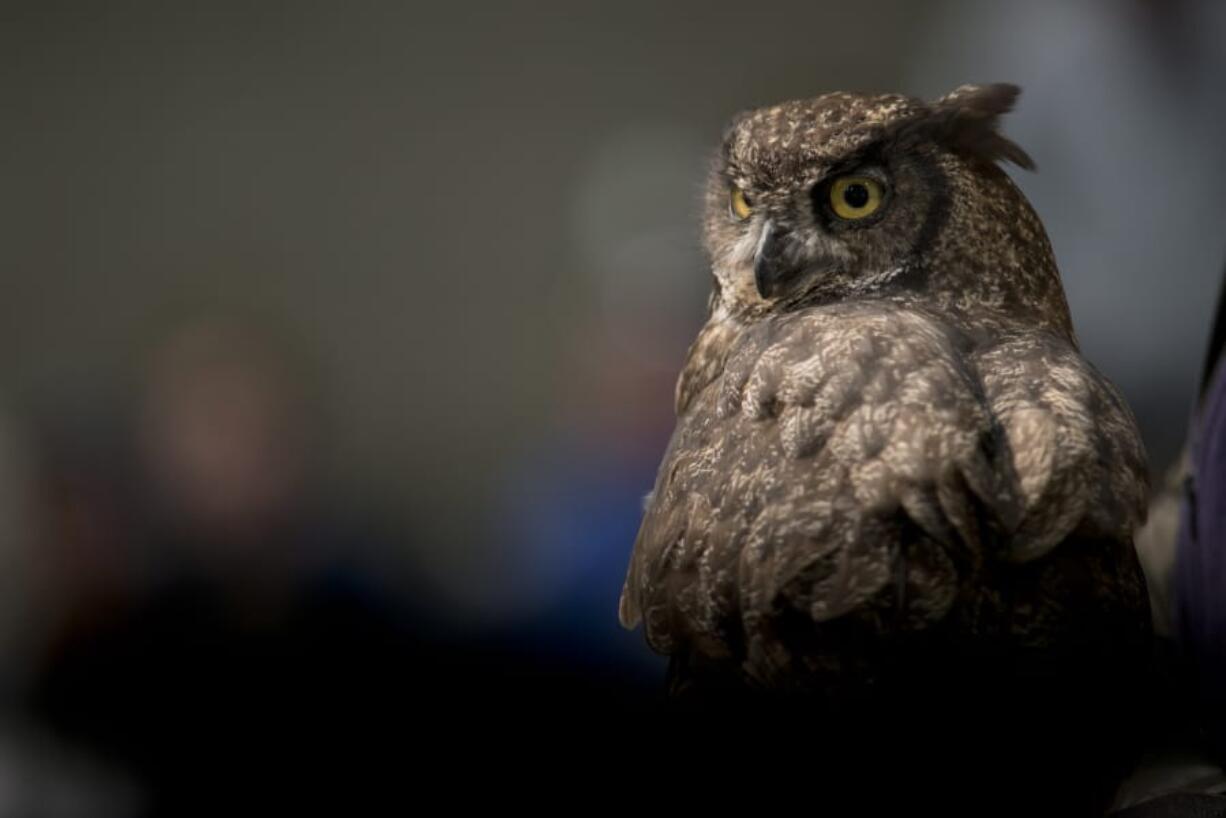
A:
[925, 83, 1035, 171]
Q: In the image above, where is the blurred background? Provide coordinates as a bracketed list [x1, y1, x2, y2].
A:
[0, 1, 1224, 813]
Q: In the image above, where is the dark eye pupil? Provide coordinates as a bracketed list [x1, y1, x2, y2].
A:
[843, 183, 869, 209]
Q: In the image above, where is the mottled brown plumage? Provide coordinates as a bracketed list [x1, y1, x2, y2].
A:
[619, 85, 1151, 811]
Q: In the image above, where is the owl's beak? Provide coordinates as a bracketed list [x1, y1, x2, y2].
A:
[753, 221, 801, 299]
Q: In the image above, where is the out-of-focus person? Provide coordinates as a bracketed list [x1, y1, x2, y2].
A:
[26, 318, 416, 811]
[1175, 275, 1226, 769]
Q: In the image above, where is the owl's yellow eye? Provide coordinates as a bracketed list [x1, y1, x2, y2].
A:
[829, 176, 884, 220]
[729, 187, 753, 221]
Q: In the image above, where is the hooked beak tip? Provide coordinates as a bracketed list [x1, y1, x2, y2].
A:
[753, 264, 774, 299]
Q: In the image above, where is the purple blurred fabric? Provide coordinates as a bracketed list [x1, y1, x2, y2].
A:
[1176, 344, 1226, 760]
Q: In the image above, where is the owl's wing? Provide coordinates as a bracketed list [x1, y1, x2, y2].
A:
[619, 303, 1019, 684]
[973, 332, 1148, 562]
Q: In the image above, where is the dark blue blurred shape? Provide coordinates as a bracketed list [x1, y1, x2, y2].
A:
[1176, 272, 1226, 765]
[498, 436, 666, 682]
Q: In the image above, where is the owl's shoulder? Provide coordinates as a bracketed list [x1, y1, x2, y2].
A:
[972, 331, 1149, 558]
[704, 301, 979, 422]
[678, 301, 974, 410]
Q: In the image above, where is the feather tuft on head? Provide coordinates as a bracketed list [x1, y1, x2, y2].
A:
[924, 83, 1035, 171]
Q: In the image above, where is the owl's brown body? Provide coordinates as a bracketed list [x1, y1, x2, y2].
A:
[619, 86, 1151, 812]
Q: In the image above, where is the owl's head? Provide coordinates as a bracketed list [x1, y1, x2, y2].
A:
[704, 84, 1072, 337]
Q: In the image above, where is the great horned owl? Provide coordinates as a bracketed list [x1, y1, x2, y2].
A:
[619, 85, 1151, 811]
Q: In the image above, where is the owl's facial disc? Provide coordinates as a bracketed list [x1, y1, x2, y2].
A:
[752, 168, 892, 299]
